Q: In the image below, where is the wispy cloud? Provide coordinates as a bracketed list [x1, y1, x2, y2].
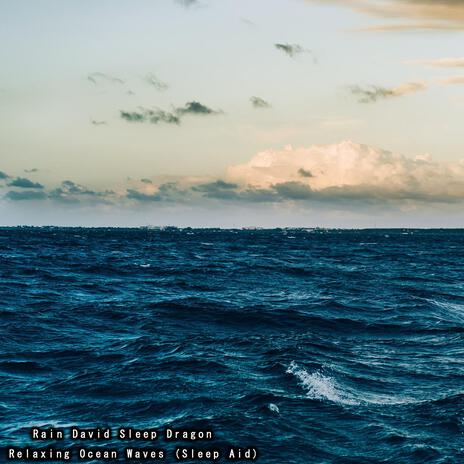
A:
[250, 96, 272, 109]
[87, 72, 124, 85]
[240, 17, 256, 27]
[349, 81, 427, 103]
[308, 0, 464, 32]
[91, 119, 107, 126]
[407, 57, 464, 68]
[275, 43, 308, 58]
[175, 0, 199, 7]
[8, 177, 44, 189]
[0, 171, 9, 180]
[437, 76, 464, 86]
[144, 73, 169, 91]
[24, 168, 39, 173]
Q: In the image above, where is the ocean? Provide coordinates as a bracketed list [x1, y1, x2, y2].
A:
[1, 227, 463, 463]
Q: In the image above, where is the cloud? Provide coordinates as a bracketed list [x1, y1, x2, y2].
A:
[8, 177, 44, 189]
[5, 190, 47, 201]
[348, 81, 427, 103]
[120, 101, 221, 125]
[87, 72, 124, 85]
[250, 96, 272, 109]
[127, 182, 186, 202]
[120, 108, 180, 125]
[273, 182, 314, 200]
[177, 101, 220, 115]
[192, 180, 239, 199]
[49, 180, 113, 203]
[407, 57, 464, 68]
[437, 76, 464, 86]
[9, 142, 464, 209]
[226, 141, 464, 204]
[126, 189, 162, 202]
[120, 111, 146, 123]
[298, 168, 314, 178]
[24, 168, 39, 173]
[307, 0, 464, 32]
[0, 171, 9, 180]
[274, 43, 308, 58]
[175, 0, 198, 7]
[144, 73, 169, 91]
[240, 17, 256, 27]
[91, 119, 107, 126]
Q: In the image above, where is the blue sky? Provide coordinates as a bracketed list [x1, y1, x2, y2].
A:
[1, 0, 464, 226]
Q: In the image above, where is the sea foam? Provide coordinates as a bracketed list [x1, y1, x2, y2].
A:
[287, 362, 359, 406]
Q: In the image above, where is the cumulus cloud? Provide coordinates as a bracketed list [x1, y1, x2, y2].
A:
[8, 177, 44, 189]
[307, 0, 464, 32]
[87, 72, 124, 85]
[250, 96, 272, 109]
[226, 141, 464, 203]
[349, 81, 427, 103]
[93, 142, 464, 206]
[144, 73, 169, 91]
[120, 101, 221, 125]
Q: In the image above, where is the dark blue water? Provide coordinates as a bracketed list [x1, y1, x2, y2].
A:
[1, 228, 463, 463]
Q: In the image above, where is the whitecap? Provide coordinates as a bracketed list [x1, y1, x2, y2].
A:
[287, 362, 432, 407]
[268, 403, 280, 414]
[287, 362, 359, 406]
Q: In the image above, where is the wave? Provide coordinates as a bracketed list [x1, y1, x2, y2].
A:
[286, 362, 359, 406]
[286, 362, 464, 410]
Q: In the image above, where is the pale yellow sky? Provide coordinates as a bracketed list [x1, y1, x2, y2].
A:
[1, 0, 464, 226]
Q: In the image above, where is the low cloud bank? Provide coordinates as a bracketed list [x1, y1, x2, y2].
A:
[3, 142, 464, 207]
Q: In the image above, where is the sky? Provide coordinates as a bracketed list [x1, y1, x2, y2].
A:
[1, 0, 464, 227]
